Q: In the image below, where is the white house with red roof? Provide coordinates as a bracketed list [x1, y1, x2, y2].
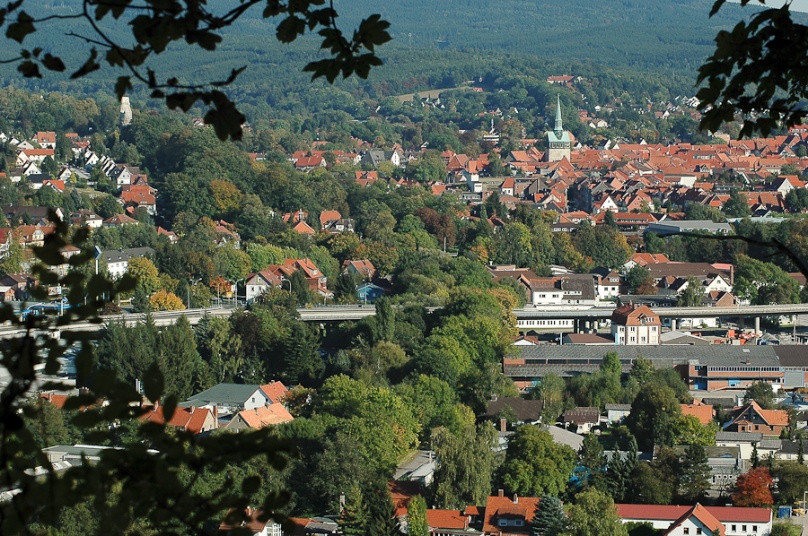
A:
[610, 304, 661, 345]
[246, 258, 329, 301]
[616, 503, 771, 536]
[34, 131, 56, 149]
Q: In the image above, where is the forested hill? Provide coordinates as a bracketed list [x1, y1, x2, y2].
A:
[0, 0, 796, 109]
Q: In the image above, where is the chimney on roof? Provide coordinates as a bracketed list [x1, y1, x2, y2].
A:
[189, 406, 195, 414]
[500, 418, 508, 433]
[154, 399, 159, 410]
[513, 494, 518, 504]
[498, 489, 504, 498]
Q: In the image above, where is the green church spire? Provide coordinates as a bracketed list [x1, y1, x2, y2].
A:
[554, 95, 563, 133]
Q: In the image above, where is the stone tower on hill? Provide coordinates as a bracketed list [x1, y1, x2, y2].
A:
[545, 96, 571, 162]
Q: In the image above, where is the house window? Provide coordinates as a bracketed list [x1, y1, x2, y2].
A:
[732, 525, 736, 532]
[515, 520, 524, 526]
[498, 519, 508, 527]
[630, 337, 635, 342]
[753, 526, 757, 532]
[684, 529, 689, 535]
[742, 525, 747, 532]
[696, 529, 702, 535]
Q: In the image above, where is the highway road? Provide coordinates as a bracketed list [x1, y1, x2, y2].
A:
[2, 302, 808, 339]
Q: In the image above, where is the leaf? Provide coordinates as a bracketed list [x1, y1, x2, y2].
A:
[70, 49, 100, 79]
[709, 0, 727, 17]
[142, 361, 164, 404]
[6, 10, 34, 43]
[161, 395, 177, 423]
[114, 76, 132, 100]
[276, 15, 306, 43]
[17, 60, 40, 78]
[41, 53, 65, 72]
[204, 92, 246, 140]
[241, 475, 261, 494]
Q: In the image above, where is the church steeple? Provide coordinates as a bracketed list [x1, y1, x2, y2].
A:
[554, 95, 563, 133]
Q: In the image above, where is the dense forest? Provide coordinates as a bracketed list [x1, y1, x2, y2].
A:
[0, 0, 801, 126]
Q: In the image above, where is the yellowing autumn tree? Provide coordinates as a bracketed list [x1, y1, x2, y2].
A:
[210, 180, 244, 215]
[149, 290, 186, 311]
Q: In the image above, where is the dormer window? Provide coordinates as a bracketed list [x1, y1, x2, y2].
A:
[498, 519, 508, 527]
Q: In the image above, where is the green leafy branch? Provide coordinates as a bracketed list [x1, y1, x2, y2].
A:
[698, 0, 808, 137]
[0, 0, 391, 140]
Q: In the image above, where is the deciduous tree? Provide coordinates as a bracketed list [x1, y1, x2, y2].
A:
[565, 488, 628, 536]
[732, 467, 774, 507]
[499, 425, 576, 497]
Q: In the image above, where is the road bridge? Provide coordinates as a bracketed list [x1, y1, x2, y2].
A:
[1, 303, 807, 338]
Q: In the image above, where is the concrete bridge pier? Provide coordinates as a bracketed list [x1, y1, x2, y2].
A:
[670, 319, 677, 331]
[754, 316, 761, 336]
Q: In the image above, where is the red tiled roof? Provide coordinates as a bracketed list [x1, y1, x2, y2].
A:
[616, 504, 771, 524]
[40, 392, 68, 409]
[141, 404, 213, 435]
[260, 381, 289, 404]
[235, 404, 293, 428]
[665, 504, 724, 536]
[482, 494, 540, 535]
[681, 401, 714, 425]
[426, 509, 469, 530]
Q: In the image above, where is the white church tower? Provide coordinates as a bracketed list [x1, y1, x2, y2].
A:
[545, 96, 571, 162]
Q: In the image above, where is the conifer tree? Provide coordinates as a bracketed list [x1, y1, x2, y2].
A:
[339, 485, 366, 536]
[531, 495, 567, 536]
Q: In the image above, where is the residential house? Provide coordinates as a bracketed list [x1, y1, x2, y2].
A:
[16, 148, 54, 165]
[562, 407, 600, 434]
[714, 431, 780, 461]
[140, 402, 217, 435]
[260, 381, 289, 405]
[482, 491, 539, 536]
[4, 205, 63, 224]
[120, 184, 157, 215]
[34, 131, 56, 149]
[181, 383, 272, 417]
[292, 220, 317, 237]
[14, 225, 56, 247]
[157, 227, 179, 243]
[605, 403, 632, 424]
[357, 281, 385, 303]
[104, 247, 155, 279]
[616, 503, 772, 536]
[724, 401, 788, 436]
[610, 304, 661, 345]
[527, 274, 598, 307]
[0, 273, 33, 300]
[224, 404, 294, 431]
[70, 209, 104, 230]
[680, 400, 714, 425]
[342, 259, 376, 281]
[219, 507, 283, 536]
[485, 397, 543, 429]
[245, 268, 284, 301]
[246, 258, 329, 302]
[103, 214, 139, 227]
[214, 220, 241, 247]
[424, 509, 477, 536]
[595, 270, 625, 300]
